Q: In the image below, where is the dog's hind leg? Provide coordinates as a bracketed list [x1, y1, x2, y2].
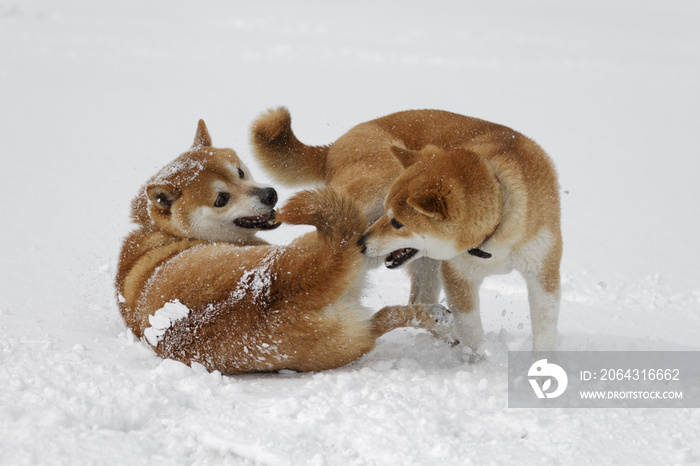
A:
[271, 187, 368, 311]
[527, 277, 560, 352]
[407, 257, 442, 304]
[526, 236, 562, 351]
[369, 304, 453, 340]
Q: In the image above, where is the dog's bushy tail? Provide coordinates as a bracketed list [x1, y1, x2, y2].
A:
[277, 187, 366, 247]
[250, 107, 330, 185]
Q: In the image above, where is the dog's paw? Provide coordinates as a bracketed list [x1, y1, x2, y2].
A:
[428, 304, 461, 344]
[430, 304, 453, 328]
[459, 342, 489, 364]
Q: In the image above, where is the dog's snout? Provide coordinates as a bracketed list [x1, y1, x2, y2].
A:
[358, 232, 369, 254]
[253, 187, 278, 207]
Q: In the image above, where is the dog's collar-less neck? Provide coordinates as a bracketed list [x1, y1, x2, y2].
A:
[468, 176, 503, 260]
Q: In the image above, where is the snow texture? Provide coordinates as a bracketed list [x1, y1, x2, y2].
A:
[228, 248, 281, 305]
[1, 1, 699, 465]
[151, 156, 206, 185]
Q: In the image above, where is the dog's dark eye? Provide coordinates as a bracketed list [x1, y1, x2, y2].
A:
[237, 168, 245, 179]
[390, 218, 403, 229]
[214, 192, 230, 208]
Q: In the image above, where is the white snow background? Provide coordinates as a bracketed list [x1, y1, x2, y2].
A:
[1, 0, 699, 464]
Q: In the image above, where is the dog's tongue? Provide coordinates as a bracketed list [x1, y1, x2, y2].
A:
[248, 211, 272, 222]
[384, 247, 418, 269]
[391, 248, 408, 259]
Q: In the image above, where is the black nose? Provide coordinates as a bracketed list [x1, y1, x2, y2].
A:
[253, 187, 278, 207]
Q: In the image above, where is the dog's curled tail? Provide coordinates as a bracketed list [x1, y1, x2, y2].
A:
[277, 188, 366, 247]
[250, 107, 330, 185]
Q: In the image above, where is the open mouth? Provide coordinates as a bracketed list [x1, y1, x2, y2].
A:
[234, 210, 281, 230]
[384, 247, 418, 269]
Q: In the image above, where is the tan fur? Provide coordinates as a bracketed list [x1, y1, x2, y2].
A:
[250, 107, 330, 185]
[251, 108, 562, 351]
[116, 120, 452, 374]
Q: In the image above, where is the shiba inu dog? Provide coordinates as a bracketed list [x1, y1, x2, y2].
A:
[115, 120, 452, 374]
[251, 108, 562, 352]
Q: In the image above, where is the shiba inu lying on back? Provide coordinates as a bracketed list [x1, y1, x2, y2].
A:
[251, 108, 562, 352]
[115, 120, 452, 374]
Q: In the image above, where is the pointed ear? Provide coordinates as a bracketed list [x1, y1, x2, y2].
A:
[407, 191, 448, 220]
[146, 184, 181, 213]
[390, 146, 418, 168]
[193, 119, 212, 147]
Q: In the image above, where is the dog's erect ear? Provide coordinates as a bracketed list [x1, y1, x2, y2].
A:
[407, 191, 448, 220]
[192, 119, 213, 148]
[390, 146, 418, 169]
[146, 184, 182, 213]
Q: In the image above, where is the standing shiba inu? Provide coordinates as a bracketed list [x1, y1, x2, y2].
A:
[251, 108, 562, 352]
[115, 120, 452, 374]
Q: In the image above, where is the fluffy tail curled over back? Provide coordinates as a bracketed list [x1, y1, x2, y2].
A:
[250, 107, 330, 186]
[277, 188, 366, 247]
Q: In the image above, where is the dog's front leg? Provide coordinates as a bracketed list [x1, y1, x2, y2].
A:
[441, 261, 484, 352]
[407, 257, 442, 304]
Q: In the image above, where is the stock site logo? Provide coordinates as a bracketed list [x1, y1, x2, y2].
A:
[528, 359, 568, 399]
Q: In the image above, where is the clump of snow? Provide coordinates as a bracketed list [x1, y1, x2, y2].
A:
[143, 300, 190, 347]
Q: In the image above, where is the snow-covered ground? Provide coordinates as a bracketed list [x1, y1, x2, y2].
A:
[2, 1, 699, 464]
